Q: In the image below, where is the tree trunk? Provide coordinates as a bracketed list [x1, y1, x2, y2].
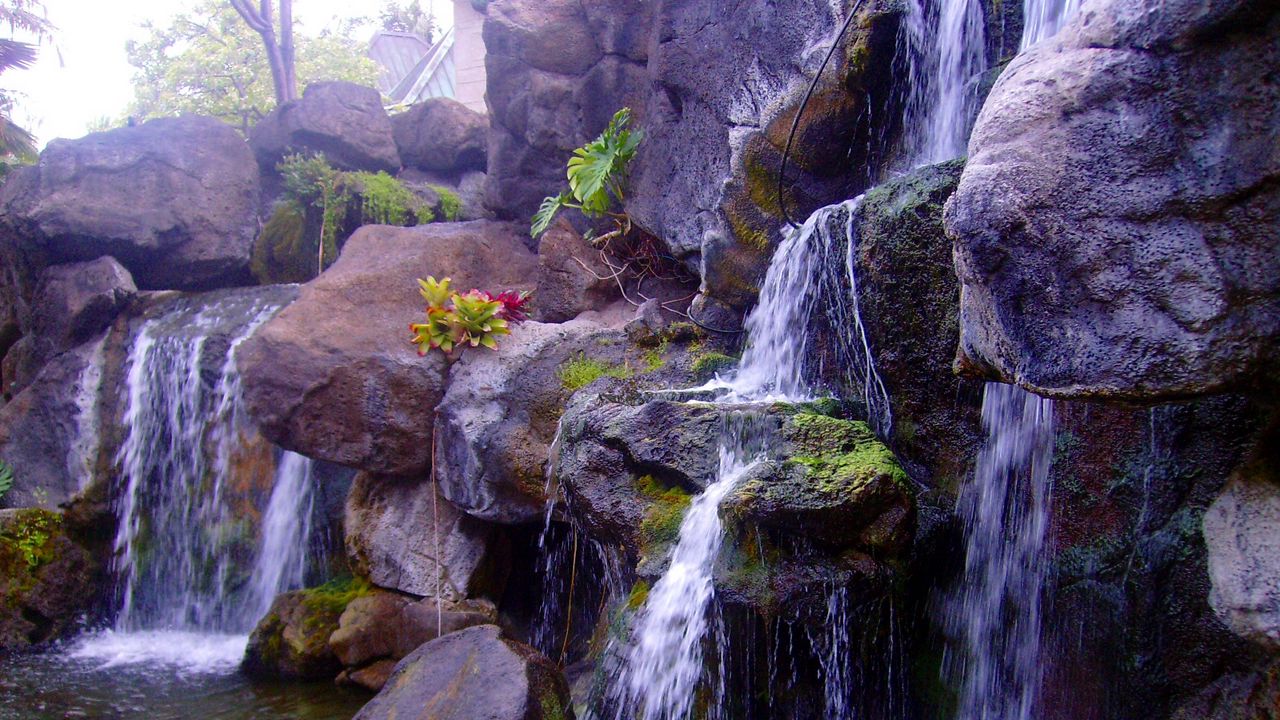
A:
[230, 0, 297, 105]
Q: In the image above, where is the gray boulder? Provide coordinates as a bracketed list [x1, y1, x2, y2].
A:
[237, 221, 537, 476]
[946, 0, 1280, 400]
[1203, 455, 1280, 649]
[392, 98, 488, 173]
[0, 116, 259, 290]
[353, 624, 571, 720]
[344, 473, 505, 600]
[434, 317, 633, 524]
[250, 82, 401, 173]
[532, 218, 618, 322]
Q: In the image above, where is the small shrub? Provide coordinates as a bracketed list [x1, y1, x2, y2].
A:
[531, 107, 642, 239]
[429, 184, 462, 221]
[557, 354, 632, 391]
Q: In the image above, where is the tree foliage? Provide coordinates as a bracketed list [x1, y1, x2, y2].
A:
[378, 0, 436, 41]
[126, 0, 378, 134]
[0, 0, 50, 165]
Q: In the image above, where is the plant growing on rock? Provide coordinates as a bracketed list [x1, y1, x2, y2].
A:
[531, 107, 643, 240]
[409, 276, 531, 355]
[0, 459, 12, 501]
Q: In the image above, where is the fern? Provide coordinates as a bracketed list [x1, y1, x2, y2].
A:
[0, 460, 13, 500]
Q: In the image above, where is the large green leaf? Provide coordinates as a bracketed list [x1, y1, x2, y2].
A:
[566, 145, 615, 215]
[531, 192, 569, 238]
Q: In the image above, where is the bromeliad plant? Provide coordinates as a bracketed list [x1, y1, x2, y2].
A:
[410, 276, 532, 355]
[531, 107, 643, 240]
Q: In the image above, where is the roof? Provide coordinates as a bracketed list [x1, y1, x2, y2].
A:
[367, 28, 457, 107]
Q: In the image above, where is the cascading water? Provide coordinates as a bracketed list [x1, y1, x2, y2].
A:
[1021, 0, 1082, 49]
[897, 0, 989, 167]
[81, 291, 316, 668]
[947, 382, 1055, 720]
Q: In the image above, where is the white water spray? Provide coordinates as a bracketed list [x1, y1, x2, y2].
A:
[1021, 0, 1082, 49]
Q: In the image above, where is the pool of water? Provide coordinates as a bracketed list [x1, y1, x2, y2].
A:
[0, 630, 370, 720]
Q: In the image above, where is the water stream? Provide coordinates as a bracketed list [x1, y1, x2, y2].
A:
[1021, 0, 1082, 49]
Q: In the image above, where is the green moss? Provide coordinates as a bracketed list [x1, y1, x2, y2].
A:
[691, 352, 736, 379]
[726, 203, 772, 253]
[785, 414, 908, 491]
[298, 575, 373, 617]
[626, 580, 651, 611]
[635, 475, 692, 555]
[428, 184, 462, 221]
[0, 509, 61, 570]
[539, 687, 567, 720]
[558, 354, 633, 391]
[349, 171, 434, 226]
[643, 348, 666, 372]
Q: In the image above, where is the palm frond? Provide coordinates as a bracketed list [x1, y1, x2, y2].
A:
[0, 39, 38, 74]
[0, 115, 38, 161]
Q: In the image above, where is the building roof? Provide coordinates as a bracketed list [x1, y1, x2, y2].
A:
[367, 28, 457, 108]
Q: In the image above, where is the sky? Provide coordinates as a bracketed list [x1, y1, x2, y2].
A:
[4, 0, 454, 148]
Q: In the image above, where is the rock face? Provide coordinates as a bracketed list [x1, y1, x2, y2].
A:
[344, 473, 505, 600]
[353, 624, 571, 720]
[392, 98, 488, 173]
[531, 218, 618, 322]
[0, 509, 96, 649]
[250, 82, 401, 173]
[481, 0, 911, 309]
[946, 0, 1280, 400]
[330, 590, 497, 690]
[434, 317, 631, 524]
[237, 220, 537, 476]
[0, 116, 259, 290]
[1203, 455, 1280, 649]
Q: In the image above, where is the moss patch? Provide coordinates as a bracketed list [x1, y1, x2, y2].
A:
[298, 575, 373, 617]
[785, 414, 908, 492]
[428, 184, 462, 222]
[635, 475, 692, 556]
[558, 354, 634, 391]
[691, 352, 736, 379]
[0, 509, 62, 573]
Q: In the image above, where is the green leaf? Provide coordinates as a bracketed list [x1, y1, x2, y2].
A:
[0, 460, 13, 500]
[567, 146, 615, 213]
[531, 193, 568, 238]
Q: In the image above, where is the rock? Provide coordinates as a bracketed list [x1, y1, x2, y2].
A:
[237, 220, 537, 476]
[532, 218, 617, 322]
[434, 317, 634, 524]
[945, 0, 1280, 400]
[242, 578, 373, 680]
[329, 589, 497, 688]
[250, 82, 401, 173]
[0, 116, 259, 290]
[1203, 454, 1280, 649]
[337, 659, 398, 692]
[724, 413, 915, 554]
[344, 473, 505, 599]
[353, 624, 571, 720]
[1171, 657, 1280, 720]
[850, 159, 983, 486]
[392, 98, 488, 173]
[4, 257, 135, 395]
[0, 337, 107, 508]
[0, 509, 96, 649]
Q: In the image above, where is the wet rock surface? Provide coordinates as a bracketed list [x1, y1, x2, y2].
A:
[392, 98, 488, 174]
[946, 0, 1280, 400]
[0, 509, 97, 649]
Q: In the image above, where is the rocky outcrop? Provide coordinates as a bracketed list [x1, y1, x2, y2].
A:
[242, 578, 372, 680]
[1203, 454, 1280, 649]
[0, 116, 259, 290]
[330, 591, 497, 691]
[250, 82, 401, 173]
[344, 473, 505, 600]
[0, 509, 96, 648]
[392, 98, 488, 174]
[946, 0, 1280, 400]
[434, 317, 633, 524]
[353, 624, 571, 720]
[531, 218, 618, 322]
[237, 221, 537, 476]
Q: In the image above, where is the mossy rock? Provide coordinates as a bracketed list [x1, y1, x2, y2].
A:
[724, 413, 915, 555]
[242, 577, 373, 680]
[0, 508, 95, 649]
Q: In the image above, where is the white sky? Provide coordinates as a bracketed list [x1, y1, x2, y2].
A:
[5, 0, 454, 148]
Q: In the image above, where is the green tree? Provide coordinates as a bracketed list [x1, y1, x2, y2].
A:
[378, 1, 436, 41]
[126, 0, 379, 134]
[0, 0, 52, 165]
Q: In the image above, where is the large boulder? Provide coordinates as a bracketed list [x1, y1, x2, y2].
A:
[344, 473, 505, 600]
[353, 624, 571, 720]
[237, 220, 537, 476]
[0, 509, 96, 649]
[434, 317, 634, 524]
[250, 82, 401, 173]
[946, 0, 1280, 400]
[242, 578, 372, 680]
[392, 98, 488, 174]
[0, 116, 260, 290]
[330, 590, 497, 691]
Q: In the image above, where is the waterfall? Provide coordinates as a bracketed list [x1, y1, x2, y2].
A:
[85, 291, 314, 669]
[1021, 0, 1082, 49]
[898, 0, 989, 167]
[948, 382, 1055, 720]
